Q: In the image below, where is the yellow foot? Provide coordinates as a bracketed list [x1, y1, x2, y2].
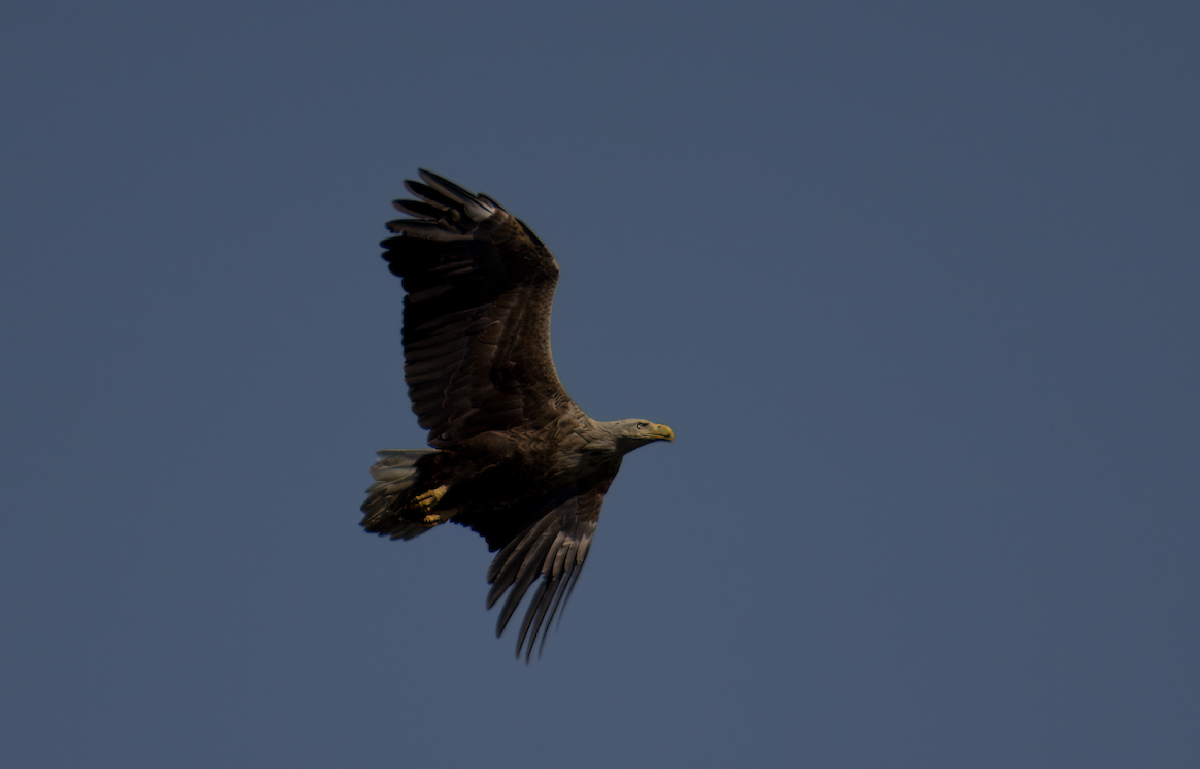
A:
[412, 484, 449, 512]
[422, 513, 444, 526]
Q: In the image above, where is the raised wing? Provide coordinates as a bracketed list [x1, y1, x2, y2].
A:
[483, 475, 614, 661]
[383, 170, 569, 448]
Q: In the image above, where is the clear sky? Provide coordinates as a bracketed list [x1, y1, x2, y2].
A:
[2, 1, 1198, 767]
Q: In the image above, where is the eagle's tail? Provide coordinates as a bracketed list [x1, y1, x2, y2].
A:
[360, 449, 441, 540]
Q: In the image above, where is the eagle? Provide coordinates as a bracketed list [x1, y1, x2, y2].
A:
[360, 170, 674, 660]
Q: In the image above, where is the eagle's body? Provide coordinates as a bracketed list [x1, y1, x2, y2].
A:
[360, 171, 673, 659]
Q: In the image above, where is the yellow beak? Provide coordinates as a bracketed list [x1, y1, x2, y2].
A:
[648, 424, 675, 442]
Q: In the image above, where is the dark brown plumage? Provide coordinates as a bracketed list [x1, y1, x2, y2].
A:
[360, 170, 674, 660]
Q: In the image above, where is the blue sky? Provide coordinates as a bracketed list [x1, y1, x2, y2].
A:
[2, 1, 1198, 767]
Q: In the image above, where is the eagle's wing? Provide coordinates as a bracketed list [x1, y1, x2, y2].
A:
[483, 475, 614, 661]
[383, 170, 568, 447]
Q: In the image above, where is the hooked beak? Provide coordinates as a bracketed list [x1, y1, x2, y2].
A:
[647, 423, 675, 442]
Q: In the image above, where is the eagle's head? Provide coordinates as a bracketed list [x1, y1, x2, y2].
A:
[610, 419, 675, 454]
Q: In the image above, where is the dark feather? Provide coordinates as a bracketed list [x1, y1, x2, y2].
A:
[481, 483, 605, 660]
[404, 180, 458, 210]
[392, 199, 448, 220]
[380, 179, 563, 445]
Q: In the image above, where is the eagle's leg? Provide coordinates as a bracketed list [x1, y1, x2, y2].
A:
[413, 484, 450, 525]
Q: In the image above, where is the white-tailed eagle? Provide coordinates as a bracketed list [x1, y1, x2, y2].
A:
[361, 171, 674, 660]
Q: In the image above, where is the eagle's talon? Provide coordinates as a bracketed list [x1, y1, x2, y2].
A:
[413, 484, 449, 511]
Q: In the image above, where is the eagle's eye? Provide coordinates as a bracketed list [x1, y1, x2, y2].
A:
[636, 422, 648, 430]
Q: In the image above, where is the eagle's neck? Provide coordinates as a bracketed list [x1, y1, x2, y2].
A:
[581, 419, 643, 456]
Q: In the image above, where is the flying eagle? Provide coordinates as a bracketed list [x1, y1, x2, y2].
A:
[360, 170, 674, 660]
